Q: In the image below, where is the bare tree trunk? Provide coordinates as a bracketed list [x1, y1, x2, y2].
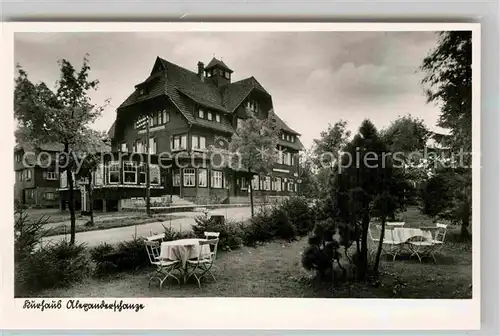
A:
[65, 146, 76, 245]
[249, 171, 254, 217]
[373, 215, 386, 273]
[88, 173, 94, 225]
[357, 211, 370, 280]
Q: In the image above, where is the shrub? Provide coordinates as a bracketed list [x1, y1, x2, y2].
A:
[280, 196, 315, 236]
[301, 219, 344, 282]
[270, 207, 296, 241]
[162, 225, 184, 241]
[14, 202, 49, 263]
[89, 242, 116, 276]
[192, 213, 243, 251]
[16, 240, 90, 296]
[241, 207, 277, 246]
[113, 237, 150, 271]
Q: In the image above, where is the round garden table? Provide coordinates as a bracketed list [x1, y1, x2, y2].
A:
[160, 238, 211, 283]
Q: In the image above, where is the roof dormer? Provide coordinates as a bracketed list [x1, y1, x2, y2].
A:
[204, 57, 233, 88]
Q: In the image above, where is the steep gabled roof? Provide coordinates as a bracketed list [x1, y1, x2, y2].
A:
[269, 109, 300, 136]
[221, 77, 269, 113]
[116, 57, 301, 139]
[107, 121, 116, 139]
[118, 72, 167, 109]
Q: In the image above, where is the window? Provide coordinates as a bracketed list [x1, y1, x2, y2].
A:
[284, 152, 292, 166]
[211, 170, 223, 188]
[120, 142, 128, 152]
[183, 168, 195, 187]
[108, 162, 120, 184]
[173, 169, 181, 187]
[247, 100, 260, 113]
[192, 135, 206, 150]
[198, 169, 207, 187]
[215, 113, 221, 123]
[26, 189, 35, 200]
[44, 192, 56, 200]
[264, 176, 271, 191]
[281, 133, 286, 140]
[224, 71, 230, 79]
[294, 183, 298, 192]
[149, 137, 157, 154]
[43, 171, 58, 180]
[15, 153, 22, 162]
[219, 69, 224, 76]
[198, 108, 204, 118]
[150, 164, 160, 185]
[163, 109, 169, 124]
[22, 169, 32, 182]
[275, 177, 282, 191]
[123, 162, 137, 184]
[241, 177, 247, 190]
[138, 163, 147, 184]
[134, 140, 145, 153]
[291, 135, 295, 143]
[94, 164, 104, 185]
[172, 134, 187, 150]
[252, 175, 260, 190]
[207, 111, 213, 121]
[276, 146, 284, 164]
[135, 116, 147, 129]
[237, 118, 244, 129]
[288, 181, 294, 192]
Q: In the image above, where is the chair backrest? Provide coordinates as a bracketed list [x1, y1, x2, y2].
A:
[386, 222, 405, 227]
[144, 240, 161, 264]
[204, 231, 220, 239]
[199, 238, 219, 261]
[435, 223, 448, 242]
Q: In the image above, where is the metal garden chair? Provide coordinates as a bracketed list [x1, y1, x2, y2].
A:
[204, 231, 220, 239]
[186, 238, 219, 289]
[144, 240, 181, 289]
[368, 224, 403, 261]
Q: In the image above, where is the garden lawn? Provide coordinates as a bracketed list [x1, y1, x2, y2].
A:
[39, 231, 472, 299]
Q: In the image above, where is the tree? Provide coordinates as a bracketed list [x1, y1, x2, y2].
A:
[14, 55, 108, 244]
[324, 120, 409, 278]
[228, 109, 279, 217]
[296, 149, 319, 199]
[311, 120, 352, 200]
[420, 31, 472, 240]
[380, 114, 431, 208]
[312, 120, 351, 170]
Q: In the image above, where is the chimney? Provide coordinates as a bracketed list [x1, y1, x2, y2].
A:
[197, 61, 204, 81]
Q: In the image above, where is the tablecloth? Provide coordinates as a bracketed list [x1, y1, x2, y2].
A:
[160, 238, 211, 267]
[392, 228, 433, 244]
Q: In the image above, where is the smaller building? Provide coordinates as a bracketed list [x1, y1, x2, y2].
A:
[14, 143, 63, 208]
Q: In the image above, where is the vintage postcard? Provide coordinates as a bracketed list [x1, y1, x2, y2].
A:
[1, 22, 480, 330]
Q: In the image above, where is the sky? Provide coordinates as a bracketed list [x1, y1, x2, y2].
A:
[14, 31, 444, 149]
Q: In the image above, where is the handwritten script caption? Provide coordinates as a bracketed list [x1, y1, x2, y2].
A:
[23, 299, 145, 312]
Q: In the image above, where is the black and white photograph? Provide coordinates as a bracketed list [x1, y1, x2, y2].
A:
[2, 22, 480, 330]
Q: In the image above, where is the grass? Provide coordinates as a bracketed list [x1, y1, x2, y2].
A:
[43, 213, 187, 237]
[39, 230, 472, 299]
[31, 206, 472, 298]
